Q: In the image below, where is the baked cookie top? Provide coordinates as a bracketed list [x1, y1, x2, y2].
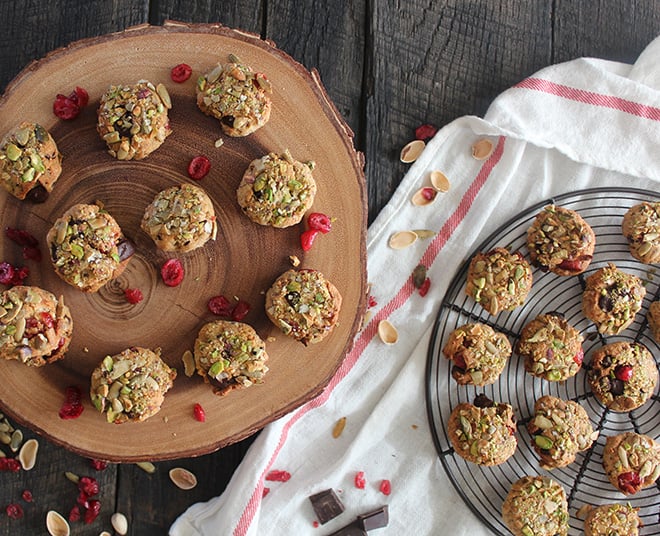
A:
[502, 475, 569, 536]
[581, 263, 645, 335]
[97, 80, 172, 160]
[0, 121, 61, 201]
[141, 183, 217, 252]
[647, 300, 660, 342]
[516, 312, 584, 382]
[622, 201, 660, 263]
[527, 204, 595, 275]
[448, 399, 517, 466]
[237, 150, 316, 228]
[584, 503, 640, 536]
[196, 54, 272, 137]
[90, 346, 176, 424]
[0, 285, 72, 367]
[587, 341, 657, 412]
[526, 395, 597, 469]
[193, 320, 269, 396]
[602, 432, 660, 495]
[441, 322, 511, 386]
[465, 247, 533, 315]
[47, 203, 131, 292]
[265, 269, 342, 345]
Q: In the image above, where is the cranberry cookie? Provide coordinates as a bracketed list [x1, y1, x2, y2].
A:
[622, 201, 660, 263]
[602, 432, 660, 495]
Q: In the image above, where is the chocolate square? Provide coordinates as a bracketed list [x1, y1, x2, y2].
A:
[308, 488, 345, 525]
[327, 521, 368, 536]
[357, 505, 389, 531]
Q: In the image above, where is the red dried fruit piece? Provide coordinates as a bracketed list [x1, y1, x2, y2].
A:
[22, 246, 42, 262]
[171, 63, 193, 83]
[53, 87, 88, 120]
[368, 295, 378, 308]
[308, 212, 332, 234]
[21, 489, 33, 502]
[90, 459, 108, 471]
[188, 155, 211, 180]
[615, 364, 633, 382]
[313, 521, 319, 528]
[0, 262, 15, 285]
[71, 87, 89, 107]
[78, 476, 100, 497]
[5, 227, 38, 247]
[231, 300, 250, 321]
[573, 348, 584, 365]
[453, 353, 467, 370]
[0, 458, 21, 472]
[354, 471, 366, 489]
[421, 187, 436, 201]
[68, 505, 81, 522]
[84, 499, 101, 524]
[265, 470, 291, 482]
[379, 479, 392, 496]
[12, 266, 29, 285]
[6, 503, 23, 520]
[418, 277, 431, 297]
[301, 229, 320, 251]
[415, 123, 438, 142]
[59, 385, 84, 420]
[193, 403, 206, 422]
[124, 288, 144, 304]
[208, 295, 233, 316]
[618, 471, 642, 494]
[161, 258, 185, 287]
[557, 258, 584, 273]
[76, 491, 90, 509]
[262, 487, 270, 498]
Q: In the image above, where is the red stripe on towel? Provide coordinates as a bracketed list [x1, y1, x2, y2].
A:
[515, 77, 660, 121]
[233, 137, 506, 535]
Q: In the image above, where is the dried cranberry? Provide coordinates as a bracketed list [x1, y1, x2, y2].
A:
[262, 487, 270, 498]
[0, 458, 21, 472]
[71, 87, 89, 107]
[231, 300, 250, 321]
[354, 471, 366, 489]
[379, 479, 392, 496]
[188, 155, 211, 180]
[59, 386, 84, 419]
[161, 258, 185, 287]
[368, 296, 378, 308]
[307, 212, 332, 234]
[300, 229, 320, 251]
[22, 246, 42, 262]
[557, 258, 584, 273]
[53, 87, 88, 120]
[171, 63, 193, 83]
[21, 489, 33, 502]
[84, 499, 101, 524]
[78, 476, 100, 497]
[312, 521, 319, 528]
[193, 403, 206, 422]
[208, 295, 233, 316]
[615, 364, 633, 382]
[76, 490, 90, 509]
[453, 353, 467, 370]
[11, 266, 29, 285]
[618, 471, 642, 494]
[5, 503, 23, 520]
[0, 262, 15, 285]
[124, 288, 144, 304]
[573, 348, 584, 365]
[90, 459, 108, 471]
[265, 470, 291, 482]
[421, 187, 437, 201]
[5, 227, 38, 247]
[68, 505, 81, 522]
[415, 123, 438, 142]
[419, 277, 431, 297]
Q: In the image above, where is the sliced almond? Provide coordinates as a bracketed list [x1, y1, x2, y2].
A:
[411, 187, 437, 206]
[388, 231, 418, 249]
[18, 438, 38, 470]
[136, 461, 156, 474]
[182, 350, 195, 378]
[169, 467, 197, 490]
[378, 319, 399, 345]
[471, 138, 494, 160]
[400, 139, 425, 163]
[429, 170, 450, 192]
[46, 510, 70, 536]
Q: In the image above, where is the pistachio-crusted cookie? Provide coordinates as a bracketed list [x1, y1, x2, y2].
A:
[516, 312, 584, 382]
[97, 80, 172, 160]
[581, 263, 645, 334]
[442, 322, 511, 386]
[526, 205, 595, 275]
[465, 247, 533, 315]
[193, 320, 269, 396]
[584, 503, 641, 536]
[647, 300, 660, 342]
[196, 55, 272, 137]
[0, 121, 61, 201]
[622, 201, 660, 263]
[602, 432, 660, 495]
[141, 183, 217, 252]
[527, 395, 597, 469]
[0, 285, 73, 366]
[587, 341, 657, 412]
[90, 347, 176, 424]
[237, 150, 317, 228]
[447, 398, 517, 465]
[265, 269, 342, 345]
[502, 475, 569, 536]
[47, 203, 134, 292]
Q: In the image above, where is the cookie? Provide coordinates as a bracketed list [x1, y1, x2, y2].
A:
[602, 432, 660, 495]
[581, 263, 645, 334]
[0, 285, 73, 366]
[47, 203, 134, 292]
[465, 247, 533, 315]
[193, 320, 269, 396]
[237, 150, 317, 228]
[141, 183, 217, 252]
[587, 341, 657, 412]
[622, 201, 660, 263]
[584, 503, 640, 536]
[515, 312, 584, 381]
[502, 475, 569, 536]
[447, 398, 517, 465]
[196, 55, 272, 137]
[265, 269, 342, 345]
[97, 80, 172, 160]
[0, 121, 61, 202]
[527, 204, 595, 275]
[441, 322, 511, 386]
[90, 346, 176, 424]
[647, 300, 660, 342]
[527, 395, 597, 469]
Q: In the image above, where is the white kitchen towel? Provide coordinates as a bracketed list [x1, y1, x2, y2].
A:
[170, 35, 660, 535]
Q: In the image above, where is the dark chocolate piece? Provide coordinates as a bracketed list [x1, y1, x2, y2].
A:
[357, 505, 389, 531]
[327, 521, 367, 536]
[308, 488, 345, 525]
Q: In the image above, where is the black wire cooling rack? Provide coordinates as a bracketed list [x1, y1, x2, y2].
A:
[426, 187, 660, 535]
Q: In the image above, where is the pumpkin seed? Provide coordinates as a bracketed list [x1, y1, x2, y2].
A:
[46, 510, 70, 536]
[9, 429, 22, 451]
[111, 512, 129, 535]
[378, 319, 398, 345]
[388, 230, 418, 249]
[18, 438, 38, 470]
[400, 139, 425, 163]
[429, 170, 450, 192]
[412, 229, 436, 239]
[169, 467, 197, 490]
[332, 417, 346, 438]
[471, 138, 494, 160]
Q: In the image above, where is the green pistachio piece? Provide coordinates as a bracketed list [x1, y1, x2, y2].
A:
[5, 143, 21, 161]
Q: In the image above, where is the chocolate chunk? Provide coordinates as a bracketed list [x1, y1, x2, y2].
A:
[327, 521, 367, 536]
[357, 505, 389, 531]
[116, 237, 136, 261]
[25, 184, 49, 203]
[308, 488, 345, 525]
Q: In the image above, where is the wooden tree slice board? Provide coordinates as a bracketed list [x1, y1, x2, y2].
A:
[0, 22, 367, 462]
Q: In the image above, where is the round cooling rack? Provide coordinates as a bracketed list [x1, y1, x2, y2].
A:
[426, 187, 660, 535]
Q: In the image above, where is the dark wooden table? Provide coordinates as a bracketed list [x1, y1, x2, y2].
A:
[0, 2, 658, 534]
